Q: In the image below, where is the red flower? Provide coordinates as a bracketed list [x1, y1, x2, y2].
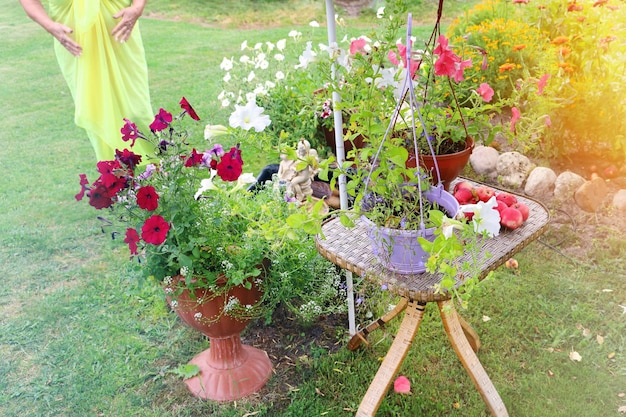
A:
[136, 185, 159, 211]
[149, 108, 173, 132]
[95, 160, 126, 196]
[75, 173, 89, 201]
[115, 148, 142, 169]
[180, 97, 200, 121]
[120, 118, 140, 147]
[124, 228, 140, 255]
[216, 146, 243, 181]
[184, 148, 204, 167]
[88, 184, 114, 209]
[141, 215, 169, 245]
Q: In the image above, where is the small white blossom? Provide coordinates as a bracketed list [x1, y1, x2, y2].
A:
[288, 30, 301, 39]
[254, 42, 263, 50]
[309, 20, 320, 28]
[224, 296, 240, 313]
[276, 38, 286, 51]
[221, 260, 234, 270]
[377, 7, 385, 18]
[170, 300, 178, 308]
[265, 41, 275, 51]
[180, 266, 189, 277]
[295, 41, 317, 69]
[239, 54, 251, 64]
[222, 72, 231, 83]
[275, 71, 285, 81]
[220, 98, 230, 108]
[194, 312, 202, 320]
[240, 40, 248, 50]
[220, 57, 234, 71]
[246, 70, 256, 82]
[274, 53, 285, 62]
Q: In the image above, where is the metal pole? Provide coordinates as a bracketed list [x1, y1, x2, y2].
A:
[324, 0, 356, 336]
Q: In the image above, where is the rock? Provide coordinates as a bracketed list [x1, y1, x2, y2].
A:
[524, 167, 557, 201]
[496, 152, 534, 188]
[612, 189, 626, 212]
[554, 171, 586, 202]
[469, 145, 499, 178]
[574, 178, 608, 212]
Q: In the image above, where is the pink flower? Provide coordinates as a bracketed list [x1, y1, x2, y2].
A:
[388, 50, 400, 66]
[537, 74, 550, 95]
[476, 83, 495, 102]
[393, 376, 411, 394]
[513, 0, 530, 3]
[545, 115, 552, 127]
[350, 37, 367, 55]
[453, 58, 472, 82]
[510, 107, 521, 133]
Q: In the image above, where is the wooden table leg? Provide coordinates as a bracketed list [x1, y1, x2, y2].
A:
[458, 314, 481, 353]
[348, 298, 409, 351]
[355, 300, 426, 417]
[438, 300, 509, 417]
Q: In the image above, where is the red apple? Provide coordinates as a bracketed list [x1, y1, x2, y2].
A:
[496, 192, 518, 206]
[495, 200, 509, 214]
[453, 180, 474, 194]
[454, 187, 477, 205]
[511, 202, 530, 221]
[475, 186, 496, 203]
[500, 207, 524, 230]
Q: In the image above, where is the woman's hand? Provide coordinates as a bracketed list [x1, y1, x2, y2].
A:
[111, 5, 143, 43]
[49, 22, 82, 56]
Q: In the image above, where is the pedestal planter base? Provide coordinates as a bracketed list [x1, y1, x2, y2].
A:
[185, 334, 273, 401]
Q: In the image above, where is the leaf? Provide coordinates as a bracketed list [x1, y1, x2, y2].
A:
[170, 364, 200, 380]
[569, 351, 582, 362]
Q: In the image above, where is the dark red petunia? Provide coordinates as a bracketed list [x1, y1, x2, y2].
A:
[136, 185, 159, 211]
[216, 150, 243, 182]
[116, 148, 142, 170]
[120, 118, 140, 147]
[149, 108, 173, 132]
[184, 148, 204, 167]
[124, 228, 140, 255]
[88, 184, 114, 209]
[179, 97, 200, 121]
[141, 215, 170, 245]
[75, 173, 89, 201]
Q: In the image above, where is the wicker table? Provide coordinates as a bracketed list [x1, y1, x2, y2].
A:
[315, 180, 550, 417]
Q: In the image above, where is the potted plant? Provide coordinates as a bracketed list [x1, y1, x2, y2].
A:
[76, 97, 329, 401]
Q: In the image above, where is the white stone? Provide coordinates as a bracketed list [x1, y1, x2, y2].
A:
[554, 171, 586, 202]
[496, 152, 535, 188]
[469, 145, 499, 177]
[612, 189, 626, 211]
[524, 167, 557, 200]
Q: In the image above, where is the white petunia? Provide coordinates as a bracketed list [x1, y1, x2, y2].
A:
[377, 7, 385, 18]
[204, 124, 228, 141]
[228, 100, 271, 132]
[220, 57, 234, 71]
[309, 20, 320, 28]
[274, 53, 285, 62]
[222, 72, 231, 83]
[460, 196, 501, 237]
[276, 38, 287, 51]
[275, 71, 285, 81]
[195, 172, 218, 199]
[254, 42, 263, 50]
[295, 41, 317, 69]
[229, 172, 258, 193]
[288, 30, 301, 39]
[265, 41, 275, 51]
[240, 40, 248, 50]
[246, 70, 256, 82]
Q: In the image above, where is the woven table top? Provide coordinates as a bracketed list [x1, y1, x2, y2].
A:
[315, 180, 551, 303]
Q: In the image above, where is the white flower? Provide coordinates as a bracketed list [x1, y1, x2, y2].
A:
[220, 98, 230, 108]
[204, 124, 228, 141]
[265, 41, 275, 51]
[220, 57, 234, 71]
[254, 42, 263, 50]
[194, 171, 218, 199]
[265, 80, 276, 89]
[240, 40, 248, 50]
[229, 172, 257, 193]
[245, 91, 257, 103]
[309, 20, 320, 28]
[239, 54, 251, 64]
[288, 30, 301, 39]
[295, 41, 317, 69]
[194, 312, 202, 320]
[222, 72, 231, 83]
[377, 6, 385, 18]
[375, 67, 399, 90]
[275, 71, 285, 81]
[441, 216, 465, 239]
[257, 59, 269, 70]
[461, 196, 501, 237]
[228, 100, 271, 132]
[246, 70, 256, 82]
[276, 38, 286, 51]
[274, 53, 285, 62]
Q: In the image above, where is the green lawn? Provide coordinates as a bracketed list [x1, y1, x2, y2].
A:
[1, 1, 624, 416]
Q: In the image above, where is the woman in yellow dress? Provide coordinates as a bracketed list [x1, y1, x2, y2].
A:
[18, 0, 155, 162]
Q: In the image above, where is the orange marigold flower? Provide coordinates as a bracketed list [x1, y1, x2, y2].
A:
[593, 0, 608, 6]
[551, 36, 570, 45]
[499, 63, 516, 72]
[567, 2, 584, 11]
[513, 44, 527, 51]
[558, 46, 571, 56]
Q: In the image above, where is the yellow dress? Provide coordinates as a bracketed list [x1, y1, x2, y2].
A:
[48, 0, 155, 162]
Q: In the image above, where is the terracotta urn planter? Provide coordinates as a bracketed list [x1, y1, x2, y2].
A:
[165, 273, 272, 401]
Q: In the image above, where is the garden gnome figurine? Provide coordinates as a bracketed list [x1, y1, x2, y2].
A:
[278, 139, 318, 202]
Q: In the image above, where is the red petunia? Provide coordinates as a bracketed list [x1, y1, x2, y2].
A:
[179, 97, 200, 121]
[149, 108, 173, 132]
[116, 148, 142, 169]
[141, 215, 169, 245]
[120, 118, 140, 147]
[216, 147, 243, 182]
[136, 185, 159, 211]
[88, 184, 114, 209]
[184, 148, 204, 167]
[75, 173, 89, 201]
[124, 228, 140, 255]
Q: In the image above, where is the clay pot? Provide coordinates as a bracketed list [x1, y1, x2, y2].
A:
[166, 272, 272, 401]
